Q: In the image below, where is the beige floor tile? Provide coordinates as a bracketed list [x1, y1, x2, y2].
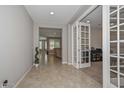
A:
[17, 55, 102, 88]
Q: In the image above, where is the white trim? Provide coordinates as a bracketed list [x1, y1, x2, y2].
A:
[13, 65, 33, 88]
[67, 24, 72, 65]
[76, 22, 79, 68]
[79, 63, 90, 68]
[73, 5, 98, 25]
[102, 5, 110, 88]
[73, 63, 80, 69]
[72, 25, 74, 65]
[68, 62, 72, 65]
[117, 5, 120, 87]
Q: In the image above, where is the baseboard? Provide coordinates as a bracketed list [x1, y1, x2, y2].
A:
[62, 61, 67, 64]
[13, 65, 33, 88]
[68, 62, 72, 65]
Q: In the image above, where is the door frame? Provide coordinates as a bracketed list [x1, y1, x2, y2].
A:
[71, 5, 109, 87]
[102, 5, 111, 87]
[72, 22, 79, 69]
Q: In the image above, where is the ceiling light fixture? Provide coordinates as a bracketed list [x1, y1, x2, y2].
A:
[50, 11, 54, 15]
[86, 20, 90, 23]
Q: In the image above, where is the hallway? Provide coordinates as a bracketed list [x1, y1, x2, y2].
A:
[17, 55, 102, 88]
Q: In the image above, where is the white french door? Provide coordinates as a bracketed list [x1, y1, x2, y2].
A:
[103, 5, 124, 88]
[109, 5, 124, 88]
[79, 22, 91, 68]
[72, 22, 91, 69]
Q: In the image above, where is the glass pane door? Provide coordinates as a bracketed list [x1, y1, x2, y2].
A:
[109, 5, 124, 88]
[79, 22, 91, 68]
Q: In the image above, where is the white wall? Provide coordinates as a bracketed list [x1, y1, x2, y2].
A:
[0, 6, 33, 87]
[33, 23, 39, 62]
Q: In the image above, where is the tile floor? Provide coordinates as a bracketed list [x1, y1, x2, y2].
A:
[17, 54, 102, 88]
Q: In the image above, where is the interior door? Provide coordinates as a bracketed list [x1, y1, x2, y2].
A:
[72, 22, 91, 69]
[79, 22, 91, 68]
[109, 5, 124, 88]
[103, 5, 124, 88]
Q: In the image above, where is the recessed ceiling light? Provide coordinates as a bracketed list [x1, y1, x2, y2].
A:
[50, 11, 54, 15]
[86, 20, 90, 23]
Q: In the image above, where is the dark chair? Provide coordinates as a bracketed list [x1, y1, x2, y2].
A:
[91, 50, 97, 62]
[91, 48, 102, 62]
[95, 48, 102, 61]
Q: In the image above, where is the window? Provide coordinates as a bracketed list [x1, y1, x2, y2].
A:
[49, 39, 61, 50]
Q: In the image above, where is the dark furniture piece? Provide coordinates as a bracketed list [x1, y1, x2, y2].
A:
[91, 48, 102, 62]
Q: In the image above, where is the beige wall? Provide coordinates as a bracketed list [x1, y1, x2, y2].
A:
[62, 26, 68, 63]
[0, 6, 33, 87]
[91, 29, 102, 49]
[67, 24, 73, 64]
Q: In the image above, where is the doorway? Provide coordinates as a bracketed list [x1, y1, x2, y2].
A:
[39, 27, 62, 65]
[47, 38, 61, 56]
[39, 37, 47, 64]
[81, 5, 103, 84]
[72, 6, 103, 85]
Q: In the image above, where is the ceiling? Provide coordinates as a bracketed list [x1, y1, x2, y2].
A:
[82, 6, 102, 31]
[25, 5, 83, 27]
[39, 27, 62, 38]
[25, 5, 101, 33]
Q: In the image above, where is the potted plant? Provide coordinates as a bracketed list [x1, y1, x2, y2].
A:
[35, 47, 39, 67]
